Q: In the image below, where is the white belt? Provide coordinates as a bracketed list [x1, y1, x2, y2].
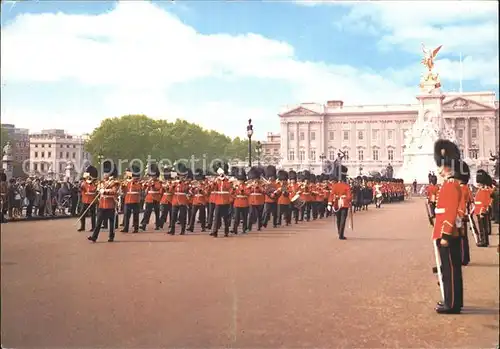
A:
[194, 194, 205, 197]
[127, 191, 140, 194]
[102, 195, 115, 198]
[250, 193, 263, 196]
[148, 191, 160, 194]
[474, 201, 482, 204]
[236, 195, 248, 198]
[174, 193, 187, 195]
[86, 192, 96, 195]
[435, 208, 445, 214]
[214, 191, 230, 194]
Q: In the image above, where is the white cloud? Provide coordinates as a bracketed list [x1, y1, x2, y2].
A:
[1, 1, 495, 140]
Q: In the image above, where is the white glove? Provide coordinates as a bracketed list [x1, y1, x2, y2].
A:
[99, 188, 105, 194]
[455, 217, 463, 228]
[327, 205, 332, 212]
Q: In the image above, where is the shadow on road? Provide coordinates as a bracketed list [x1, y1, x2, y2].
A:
[461, 307, 500, 316]
[347, 237, 413, 241]
[96, 240, 184, 244]
[467, 262, 499, 267]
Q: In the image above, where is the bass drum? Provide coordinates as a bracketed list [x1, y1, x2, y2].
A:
[291, 193, 306, 209]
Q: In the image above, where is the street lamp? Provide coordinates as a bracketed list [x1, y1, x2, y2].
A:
[319, 153, 326, 173]
[359, 166, 363, 176]
[256, 141, 262, 166]
[246, 119, 254, 167]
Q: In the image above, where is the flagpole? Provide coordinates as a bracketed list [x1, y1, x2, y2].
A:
[459, 52, 463, 93]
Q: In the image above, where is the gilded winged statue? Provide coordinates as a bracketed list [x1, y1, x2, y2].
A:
[421, 43, 443, 71]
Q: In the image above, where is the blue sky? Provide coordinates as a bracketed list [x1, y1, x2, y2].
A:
[1, 0, 498, 139]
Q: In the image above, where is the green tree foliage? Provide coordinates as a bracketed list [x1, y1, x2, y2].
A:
[85, 115, 259, 172]
[0, 126, 10, 150]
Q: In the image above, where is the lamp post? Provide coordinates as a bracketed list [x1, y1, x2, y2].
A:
[246, 119, 254, 168]
[256, 141, 262, 166]
[319, 153, 326, 173]
[359, 165, 363, 176]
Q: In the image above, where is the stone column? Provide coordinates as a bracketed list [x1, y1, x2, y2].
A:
[305, 122, 310, 163]
[464, 117, 470, 158]
[367, 121, 372, 160]
[282, 121, 289, 164]
[296, 122, 300, 166]
[479, 118, 485, 159]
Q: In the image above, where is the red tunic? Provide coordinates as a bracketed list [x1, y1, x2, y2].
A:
[432, 178, 461, 240]
[80, 181, 98, 205]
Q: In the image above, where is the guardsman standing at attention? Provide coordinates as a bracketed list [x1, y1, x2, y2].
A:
[232, 167, 250, 234]
[140, 164, 162, 231]
[159, 167, 173, 229]
[169, 164, 190, 235]
[262, 165, 279, 228]
[328, 165, 351, 240]
[188, 168, 207, 232]
[426, 175, 439, 217]
[432, 139, 463, 314]
[88, 161, 119, 243]
[121, 165, 142, 233]
[211, 165, 232, 237]
[277, 170, 291, 226]
[456, 160, 472, 265]
[288, 170, 300, 223]
[247, 167, 265, 231]
[78, 165, 98, 232]
[474, 170, 492, 247]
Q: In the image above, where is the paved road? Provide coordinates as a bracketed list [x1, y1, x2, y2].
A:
[2, 199, 498, 348]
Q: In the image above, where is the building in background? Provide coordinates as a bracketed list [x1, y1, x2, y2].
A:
[1, 123, 30, 177]
[279, 92, 499, 176]
[259, 132, 281, 165]
[28, 129, 92, 178]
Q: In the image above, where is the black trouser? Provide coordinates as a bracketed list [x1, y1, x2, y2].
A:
[324, 200, 331, 217]
[335, 208, 348, 238]
[211, 204, 230, 236]
[312, 201, 319, 218]
[91, 208, 116, 241]
[233, 206, 249, 233]
[263, 202, 278, 227]
[437, 238, 463, 309]
[300, 202, 311, 221]
[207, 202, 216, 229]
[248, 204, 264, 230]
[459, 221, 470, 266]
[102, 210, 118, 229]
[429, 202, 436, 217]
[278, 204, 291, 225]
[70, 195, 78, 215]
[123, 203, 140, 232]
[477, 215, 489, 246]
[141, 201, 160, 229]
[487, 211, 492, 235]
[189, 204, 206, 231]
[26, 199, 34, 217]
[291, 206, 300, 223]
[79, 203, 96, 230]
[170, 205, 187, 235]
[159, 203, 172, 228]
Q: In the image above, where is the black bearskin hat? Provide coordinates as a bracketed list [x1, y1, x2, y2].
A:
[297, 171, 305, 181]
[303, 170, 311, 180]
[476, 169, 489, 185]
[455, 160, 470, 184]
[237, 167, 247, 181]
[102, 160, 118, 178]
[278, 170, 288, 181]
[265, 165, 277, 179]
[230, 166, 239, 178]
[309, 174, 316, 183]
[288, 170, 297, 181]
[131, 165, 141, 178]
[247, 167, 259, 180]
[434, 139, 461, 169]
[84, 165, 98, 179]
[186, 168, 193, 180]
[147, 163, 160, 177]
[194, 168, 205, 181]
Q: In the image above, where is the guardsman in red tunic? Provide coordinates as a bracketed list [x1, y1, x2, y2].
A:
[88, 161, 119, 243]
[78, 165, 98, 232]
[206, 174, 217, 231]
[327, 165, 351, 240]
[456, 161, 472, 265]
[288, 170, 301, 223]
[121, 165, 142, 233]
[231, 167, 250, 234]
[140, 164, 162, 231]
[276, 170, 291, 226]
[262, 165, 279, 228]
[474, 170, 493, 247]
[432, 139, 463, 314]
[426, 176, 439, 217]
[188, 169, 207, 232]
[298, 171, 312, 222]
[211, 164, 232, 237]
[168, 165, 190, 235]
[159, 167, 173, 229]
[247, 167, 265, 231]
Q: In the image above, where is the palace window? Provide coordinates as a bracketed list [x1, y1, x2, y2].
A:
[388, 149, 394, 161]
[469, 149, 479, 159]
[48, 144, 51, 148]
[372, 129, 378, 139]
[41, 152, 45, 158]
[372, 149, 379, 161]
[59, 163, 64, 172]
[299, 150, 305, 161]
[387, 130, 393, 140]
[72, 152, 76, 159]
[459, 148, 464, 158]
[329, 131, 335, 141]
[41, 144, 45, 148]
[66, 152, 69, 158]
[300, 132, 305, 141]
[358, 149, 364, 161]
[288, 149, 295, 161]
[40, 163, 45, 171]
[471, 128, 477, 139]
[457, 129, 464, 139]
[343, 131, 349, 141]
[60, 151, 63, 158]
[344, 151, 350, 160]
[358, 131, 364, 141]
[310, 131, 316, 141]
[34, 151, 38, 158]
[289, 132, 294, 141]
[48, 152, 51, 158]
[310, 150, 316, 161]
[34, 163, 38, 171]
[35, 144, 38, 148]
[329, 150, 335, 161]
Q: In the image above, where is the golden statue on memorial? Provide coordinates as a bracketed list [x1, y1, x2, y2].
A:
[419, 43, 443, 93]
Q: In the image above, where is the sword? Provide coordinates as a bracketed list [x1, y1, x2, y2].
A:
[348, 204, 354, 230]
[432, 240, 445, 302]
[425, 200, 434, 227]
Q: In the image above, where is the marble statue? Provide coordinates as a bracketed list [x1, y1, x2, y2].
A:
[3, 141, 12, 157]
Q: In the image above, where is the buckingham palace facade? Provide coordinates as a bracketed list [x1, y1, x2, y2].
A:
[279, 91, 499, 176]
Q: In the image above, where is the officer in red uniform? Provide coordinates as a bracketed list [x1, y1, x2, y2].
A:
[188, 168, 207, 232]
[426, 175, 439, 217]
[456, 160, 472, 265]
[121, 165, 142, 233]
[159, 166, 173, 229]
[140, 164, 162, 231]
[474, 170, 493, 247]
[88, 161, 119, 243]
[328, 165, 351, 240]
[247, 167, 265, 231]
[232, 167, 250, 234]
[276, 170, 291, 226]
[432, 139, 463, 314]
[168, 164, 190, 235]
[211, 164, 232, 237]
[78, 165, 98, 232]
[262, 165, 279, 228]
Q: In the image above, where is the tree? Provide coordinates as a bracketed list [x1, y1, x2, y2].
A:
[0, 126, 10, 151]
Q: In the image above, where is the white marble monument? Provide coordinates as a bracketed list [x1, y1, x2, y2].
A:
[398, 44, 458, 183]
[2, 142, 14, 181]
